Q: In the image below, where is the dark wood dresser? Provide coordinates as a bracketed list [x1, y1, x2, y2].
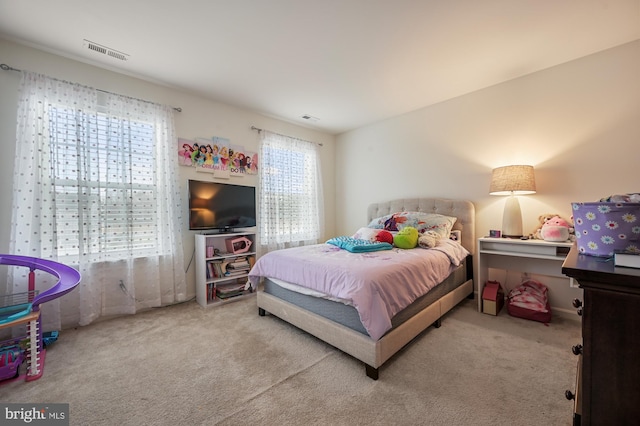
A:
[562, 245, 640, 426]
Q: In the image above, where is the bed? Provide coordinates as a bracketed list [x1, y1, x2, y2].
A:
[250, 198, 475, 380]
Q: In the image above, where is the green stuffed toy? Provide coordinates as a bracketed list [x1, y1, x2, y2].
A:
[393, 226, 419, 249]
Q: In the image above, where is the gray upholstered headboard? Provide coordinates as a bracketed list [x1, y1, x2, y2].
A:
[367, 198, 476, 255]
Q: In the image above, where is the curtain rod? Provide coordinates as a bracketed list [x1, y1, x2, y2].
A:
[1, 63, 182, 113]
[251, 126, 323, 146]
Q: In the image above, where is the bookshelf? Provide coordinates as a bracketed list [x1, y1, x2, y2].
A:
[194, 231, 256, 307]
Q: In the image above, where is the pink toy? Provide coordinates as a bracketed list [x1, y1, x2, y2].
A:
[0, 345, 23, 381]
[540, 216, 571, 242]
[225, 237, 252, 254]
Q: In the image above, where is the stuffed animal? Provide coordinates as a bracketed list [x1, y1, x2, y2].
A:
[393, 226, 419, 249]
[600, 193, 640, 203]
[418, 230, 441, 248]
[375, 230, 394, 245]
[531, 214, 575, 241]
[539, 215, 573, 242]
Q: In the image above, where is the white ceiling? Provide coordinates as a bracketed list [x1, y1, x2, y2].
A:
[0, 1, 638, 135]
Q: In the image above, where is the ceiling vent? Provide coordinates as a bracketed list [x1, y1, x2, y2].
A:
[83, 39, 129, 61]
[301, 114, 320, 122]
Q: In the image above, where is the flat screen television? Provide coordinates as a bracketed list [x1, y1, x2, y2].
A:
[188, 180, 256, 231]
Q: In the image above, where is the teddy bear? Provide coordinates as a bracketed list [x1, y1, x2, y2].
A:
[393, 226, 419, 249]
[531, 214, 575, 242]
[417, 230, 442, 248]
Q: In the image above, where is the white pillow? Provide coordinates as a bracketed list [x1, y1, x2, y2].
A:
[368, 212, 458, 241]
[352, 227, 381, 242]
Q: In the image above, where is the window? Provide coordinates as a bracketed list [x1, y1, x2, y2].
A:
[259, 131, 323, 250]
[48, 106, 160, 258]
[10, 71, 186, 326]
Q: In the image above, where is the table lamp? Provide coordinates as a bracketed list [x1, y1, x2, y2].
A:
[489, 165, 536, 238]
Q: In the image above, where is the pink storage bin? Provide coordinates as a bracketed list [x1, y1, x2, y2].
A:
[572, 202, 640, 257]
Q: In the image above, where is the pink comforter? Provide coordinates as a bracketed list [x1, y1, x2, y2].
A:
[248, 240, 470, 340]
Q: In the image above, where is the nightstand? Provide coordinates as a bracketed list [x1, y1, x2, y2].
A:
[477, 237, 574, 312]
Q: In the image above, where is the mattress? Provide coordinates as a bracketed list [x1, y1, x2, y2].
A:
[262, 259, 468, 338]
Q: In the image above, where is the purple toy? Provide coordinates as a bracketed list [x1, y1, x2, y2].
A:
[0, 254, 81, 382]
[0, 345, 24, 381]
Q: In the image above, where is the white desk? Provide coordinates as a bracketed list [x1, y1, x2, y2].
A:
[477, 237, 574, 312]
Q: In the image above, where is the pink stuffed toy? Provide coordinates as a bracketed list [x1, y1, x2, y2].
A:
[540, 216, 571, 242]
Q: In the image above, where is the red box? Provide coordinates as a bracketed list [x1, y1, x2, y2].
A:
[482, 280, 504, 315]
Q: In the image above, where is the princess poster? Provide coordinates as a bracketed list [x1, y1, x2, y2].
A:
[229, 144, 258, 176]
[178, 137, 257, 177]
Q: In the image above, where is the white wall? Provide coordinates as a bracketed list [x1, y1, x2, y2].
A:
[335, 40, 640, 313]
[0, 38, 336, 298]
[2, 37, 639, 314]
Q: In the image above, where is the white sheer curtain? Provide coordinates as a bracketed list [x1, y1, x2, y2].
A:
[8, 71, 186, 329]
[258, 130, 323, 254]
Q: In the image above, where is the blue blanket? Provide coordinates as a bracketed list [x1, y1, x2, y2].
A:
[326, 236, 393, 253]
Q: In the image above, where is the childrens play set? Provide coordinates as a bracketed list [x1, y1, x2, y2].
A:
[0, 254, 80, 383]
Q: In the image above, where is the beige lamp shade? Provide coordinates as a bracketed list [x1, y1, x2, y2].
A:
[490, 165, 536, 238]
[489, 165, 536, 195]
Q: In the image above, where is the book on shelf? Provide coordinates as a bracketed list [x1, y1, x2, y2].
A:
[216, 282, 246, 299]
[207, 283, 216, 301]
[224, 270, 248, 277]
[226, 265, 250, 272]
[224, 258, 250, 275]
[207, 261, 220, 279]
[227, 263, 250, 269]
[227, 257, 249, 266]
[614, 250, 640, 268]
[226, 261, 250, 267]
[206, 260, 235, 278]
[217, 290, 244, 300]
[217, 287, 245, 296]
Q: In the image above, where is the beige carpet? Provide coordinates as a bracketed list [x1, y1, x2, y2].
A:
[0, 296, 581, 425]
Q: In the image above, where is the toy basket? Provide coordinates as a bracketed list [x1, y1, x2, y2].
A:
[572, 202, 640, 257]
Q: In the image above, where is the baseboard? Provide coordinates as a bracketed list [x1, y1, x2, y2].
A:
[552, 307, 582, 324]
